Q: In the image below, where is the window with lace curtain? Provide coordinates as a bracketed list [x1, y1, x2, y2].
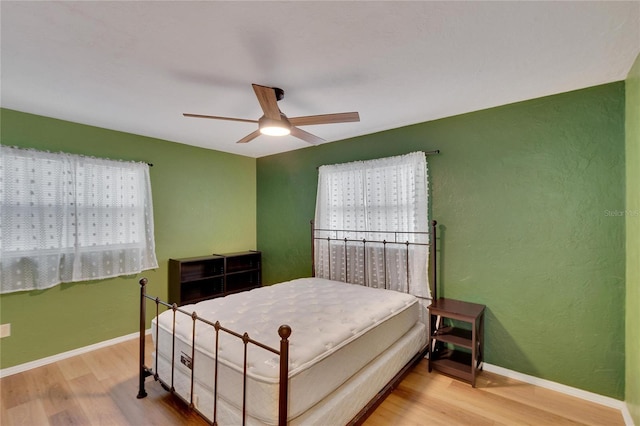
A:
[314, 151, 430, 300]
[0, 145, 158, 294]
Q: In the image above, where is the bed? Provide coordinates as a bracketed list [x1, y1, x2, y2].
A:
[136, 220, 437, 425]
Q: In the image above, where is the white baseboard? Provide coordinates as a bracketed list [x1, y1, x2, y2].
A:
[483, 363, 634, 426]
[0, 330, 150, 379]
[622, 404, 636, 426]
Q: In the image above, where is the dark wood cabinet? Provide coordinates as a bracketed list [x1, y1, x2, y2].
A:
[428, 298, 485, 387]
[169, 251, 261, 306]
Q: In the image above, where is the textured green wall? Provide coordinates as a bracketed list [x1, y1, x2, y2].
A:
[257, 83, 626, 399]
[626, 53, 640, 424]
[0, 109, 256, 369]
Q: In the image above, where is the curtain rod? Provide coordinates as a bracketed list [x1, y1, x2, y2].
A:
[2, 144, 154, 167]
[315, 150, 440, 170]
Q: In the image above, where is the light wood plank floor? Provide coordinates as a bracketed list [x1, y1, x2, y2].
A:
[1, 336, 625, 425]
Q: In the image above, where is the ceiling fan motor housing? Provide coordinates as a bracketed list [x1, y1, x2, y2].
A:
[273, 87, 285, 101]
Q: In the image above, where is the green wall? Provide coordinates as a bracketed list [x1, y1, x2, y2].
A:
[0, 108, 256, 369]
[257, 83, 626, 399]
[626, 53, 640, 424]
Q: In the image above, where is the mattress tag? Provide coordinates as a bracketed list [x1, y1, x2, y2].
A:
[180, 352, 193, 370]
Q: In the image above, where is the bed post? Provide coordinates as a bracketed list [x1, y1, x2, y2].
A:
[137, 278, 148, 399]
[310, 220, 316, 277]
[278, 324, 291, 426]
[431, 220, 438, 301]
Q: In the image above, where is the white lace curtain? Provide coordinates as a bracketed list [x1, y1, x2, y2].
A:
[314, 151, 430, 300]
[0, 145, 158, 293]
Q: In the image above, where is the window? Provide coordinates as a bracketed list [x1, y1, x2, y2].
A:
[314, 152, 430, 299]
[0, 145, 158, 293]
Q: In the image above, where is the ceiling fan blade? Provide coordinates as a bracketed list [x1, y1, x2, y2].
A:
[290, 127, 325, 145]
[252, 84, 281, 120]
[237, 129, 261, 144]
[289, 112, 360, 127]
[183, 113, 258, 124]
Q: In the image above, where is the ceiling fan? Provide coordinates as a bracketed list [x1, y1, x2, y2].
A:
[183, 84, 360, 145]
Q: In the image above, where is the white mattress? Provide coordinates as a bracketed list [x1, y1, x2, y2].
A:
[157, 321, 427, 425]
[151, 277, 420, 424]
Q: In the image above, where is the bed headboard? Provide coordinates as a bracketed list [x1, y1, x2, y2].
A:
[310, 220, 438, 301]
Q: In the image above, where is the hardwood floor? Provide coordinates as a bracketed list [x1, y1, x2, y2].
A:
[364, 362, 624, 426]
[1, 336, 625, 425]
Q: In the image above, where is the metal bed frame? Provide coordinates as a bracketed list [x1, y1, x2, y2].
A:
[311, 220, 438, 300]
[136, 220, 437, 425]
[136, 281, 290, 425]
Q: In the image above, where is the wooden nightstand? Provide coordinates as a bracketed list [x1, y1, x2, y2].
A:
[428, 298, 485, 387]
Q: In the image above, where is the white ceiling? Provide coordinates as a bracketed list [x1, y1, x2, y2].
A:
[1, 1, 639, 158]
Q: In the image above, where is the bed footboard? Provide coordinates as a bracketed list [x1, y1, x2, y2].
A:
[136, 278, 291, 425]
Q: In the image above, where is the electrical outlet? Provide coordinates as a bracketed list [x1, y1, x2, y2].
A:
[0, 324, 11, 338]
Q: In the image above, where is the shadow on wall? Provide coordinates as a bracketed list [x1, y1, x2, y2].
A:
[482, 308, 539, 377]
[434, 223, 539, 377]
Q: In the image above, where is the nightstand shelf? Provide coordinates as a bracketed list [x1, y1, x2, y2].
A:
[428, 298, 485, 387]
[429, 349, 474, 382]
[432, 326, 473, 348]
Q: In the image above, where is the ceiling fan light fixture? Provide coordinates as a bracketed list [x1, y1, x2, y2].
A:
[260, 125, 291, 136]
[259, 116, 291, 136]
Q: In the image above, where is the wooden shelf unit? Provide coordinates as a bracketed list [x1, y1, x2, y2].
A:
[169, 251, 261, 306]
[222, 251, 262, 295]
[428, 298, 485, 387]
